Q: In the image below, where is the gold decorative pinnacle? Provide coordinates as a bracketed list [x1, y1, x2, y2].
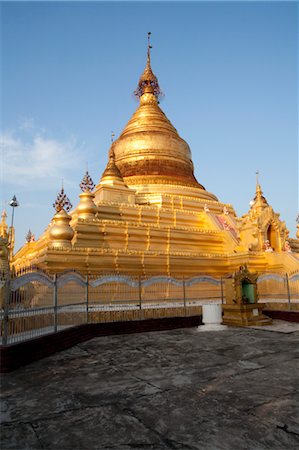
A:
[251, 171, 268, 207]
[147, 31, 152, 65]
[101, 149, 123, 180]
[53, 187, 72, 213]
[134, 32, 163, 100]
[26, 229, 33, 243]
[256, 170, 259, 186]
[1, 209, 7, 221]
[80, 171, 95, 192]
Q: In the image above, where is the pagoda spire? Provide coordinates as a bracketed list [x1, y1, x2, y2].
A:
[53, 186, 73, 213]
[77, 170, 97, 219]
[49, 185, 74, 248]
[251, 172, 268, 209]
[80, 171, 95, 193]
[101, 148, 124, 182]
[134, 32, 162, 101]
[147, 30, 152, 66]
[0, 209, 8, 238]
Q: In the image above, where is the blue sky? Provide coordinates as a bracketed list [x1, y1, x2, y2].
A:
[1, 1, 298, 251]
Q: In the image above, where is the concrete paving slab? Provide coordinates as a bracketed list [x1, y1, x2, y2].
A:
[1, 327, 299, 450]
[250, 319, 299, 333]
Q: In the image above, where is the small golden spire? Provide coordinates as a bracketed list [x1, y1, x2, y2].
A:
[0, 209, 8, 238]
[252, 172, 268, 208]
[101, 148, 123, 181]
[1, 209, 7, 223]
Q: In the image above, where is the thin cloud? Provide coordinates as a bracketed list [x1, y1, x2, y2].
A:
[19, 117, 46, 134]
[1, 130, 83, 189]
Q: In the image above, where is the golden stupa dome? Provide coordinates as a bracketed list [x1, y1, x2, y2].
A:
[112, 34, 218, 201]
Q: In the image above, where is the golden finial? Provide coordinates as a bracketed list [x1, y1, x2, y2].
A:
[255, 170, 263, 197]
[80, 171, 95, 192]
[1, 209, 7, 221]
[147, 31, 152, 65]
[252, 171, 268, 207]
[53, 186, 72, 213]
[256, 170, 259, 186]
[0, 209, 8, 238]
[26, 229, 35, 243]
[134, 32, 163, 100]
[111, 131, 115, 143]
[101, 148, 123, 181]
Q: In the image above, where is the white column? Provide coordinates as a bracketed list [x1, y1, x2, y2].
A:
[198, 304, 227, 331]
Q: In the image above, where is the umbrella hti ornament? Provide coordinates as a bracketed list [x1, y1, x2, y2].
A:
[79, 171, 95, 193]
[26, 229, 33, 243]
[53, 187, 72, 213]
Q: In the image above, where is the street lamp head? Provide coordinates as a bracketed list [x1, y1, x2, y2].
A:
[9, 195, 19, 208]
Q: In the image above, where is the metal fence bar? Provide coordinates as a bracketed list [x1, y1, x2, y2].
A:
[285, 273, 291, 310]
[53, 274, 58, 333]
[2, 276, 10, 345]
[86, 274, 89, 323]
[183, 278, 186, 316]
[138, 277, 142, 310]
[220, 277, 224, 304]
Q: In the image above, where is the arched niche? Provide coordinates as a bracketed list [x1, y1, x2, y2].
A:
[266, 223, 279, 251]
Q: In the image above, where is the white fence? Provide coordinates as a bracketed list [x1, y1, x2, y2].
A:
[0, 270, 298, 344]
[1, 271, 224, 344]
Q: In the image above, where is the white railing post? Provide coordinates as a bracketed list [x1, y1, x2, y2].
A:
[53, 274, 58, 332]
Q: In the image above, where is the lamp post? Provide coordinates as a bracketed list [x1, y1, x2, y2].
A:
[9, 195, 19, 230]
[3, 195, 19, 345]
[8, 195, 19, 253]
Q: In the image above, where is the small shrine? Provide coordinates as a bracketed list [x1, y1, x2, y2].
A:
[222, 266, 272, 327]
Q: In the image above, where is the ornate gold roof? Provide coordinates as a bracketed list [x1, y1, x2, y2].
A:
[112, 34, 211, 194]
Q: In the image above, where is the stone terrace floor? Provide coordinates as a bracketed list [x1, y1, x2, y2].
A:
[1, 324, 299, 450]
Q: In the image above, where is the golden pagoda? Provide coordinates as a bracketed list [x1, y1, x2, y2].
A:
[10, 35, 299, 276]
